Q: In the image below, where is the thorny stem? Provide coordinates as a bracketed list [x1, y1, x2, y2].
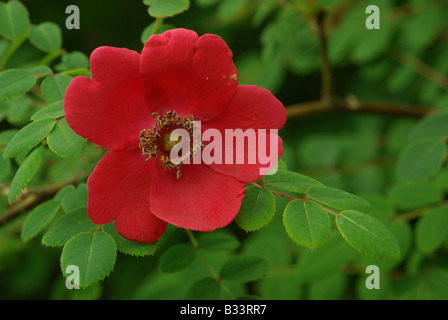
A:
[185, 229, 236, 300]
[250, 182, 340, 216]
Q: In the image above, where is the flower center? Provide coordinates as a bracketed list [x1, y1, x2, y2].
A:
[139, 110, 200, 178]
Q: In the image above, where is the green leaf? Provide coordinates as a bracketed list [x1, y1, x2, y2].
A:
[28, 65, 52, 77]
[197, 232, 240, 251]
[306, 185, 371, 213]
[55, 51, 89, 71]
[159, 243, 197, 273]
[220, 255, 269, 283]
[54, 184, 75, 201]
[183, 278, 221, 300]
[235, 186, 275, 231]
[3, 117, 55, 158]
[396, 138, 446, 182]
[62, 183, 87, 212]
[409, 110, 448, 141]
[40, 74, 72, 103]
[31, 100, 64, 121]
[103, 223, 158, 257]
[61, 231, 117, 288]
[47, 118, 86, 159]
[257, 275, 301, 300]
[336, 210, 401, 260]
[422, 268, 448, 299]
[295, 233, 355, 283]
[263, 170, 323, 193]
[0, 69, 35, 99]
[8, 145, 43, 203]
[283, 200, 331, 249]
[28, 22, 62, 53]
[0, 0, 29, 40]
[21, 200, 61, 242]
[415, 205, 448, 254]
[42, 207, 96, 247]
[388, 181, 444, 210]
[309, 273, 347, 300]
[144, 0, 190, 18]
[5, 94, 33, 126]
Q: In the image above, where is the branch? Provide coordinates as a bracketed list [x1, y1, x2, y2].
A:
[0, 176, 82, 227]
[393, 49, 448, 91]
[316, 9, 333, 100]
[285, 97, 434, 119]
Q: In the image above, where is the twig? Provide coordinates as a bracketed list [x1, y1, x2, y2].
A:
[0, 176, 82, 227]
[185, 229, 236, 299]
[285, 97, 434, 119]
[393, 49, 448, 91]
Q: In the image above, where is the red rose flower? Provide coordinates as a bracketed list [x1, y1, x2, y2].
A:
[64, 28, 286, 243]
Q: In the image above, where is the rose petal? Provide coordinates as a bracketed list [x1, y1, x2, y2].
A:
[65, 46, 153, 151]
[88, 150, 166, 243]
[149, 163, 246, 231]
[140, 28, 238, 121]
[202, 85, 286, 182]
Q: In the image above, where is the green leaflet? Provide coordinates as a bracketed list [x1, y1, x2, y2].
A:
[306, 185, 371, 213]
[263, 169, 323, 194]
[219, 255, 269, 283]
[283, 200, 331, 249]
[235, 186, 275, 231]
[396, 138, 446, 182]
[144, 0, 190, 18]
[183, 278, 222, 300]
[388, 181, 444, 211]
[21, 199, 61, 242]
[3, 117, 55, 159]
[415, 205, 448, 254]
[336, 210, 401, 260]
[103, 223, 158, 257]
[28, 22, 62, 53]
[61, 183, 87, 212]
[47, 118, 87, 159]
[0, 69, 35, 99]
[61, 231, 117, 288]
[409, 110, 448, 141]
[42, 207, 96, 247]
[31, 100, 64, 121]
[0, 1, 29, 40]
[8, 145, 43, 204]
[196, 232, 240, 251]
[159, 243, 197, 273]
[40, 74, 72, 103]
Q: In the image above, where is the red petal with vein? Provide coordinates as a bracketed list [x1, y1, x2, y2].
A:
[202, 85, 286, 182]
[88, 150, 167, 243]
[140, 28, 238, 121]
[149, 164, 246, 231]
[65, 47, 153, 151]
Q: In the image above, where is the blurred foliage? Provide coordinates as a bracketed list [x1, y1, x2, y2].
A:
[1, 0, 448, 300]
